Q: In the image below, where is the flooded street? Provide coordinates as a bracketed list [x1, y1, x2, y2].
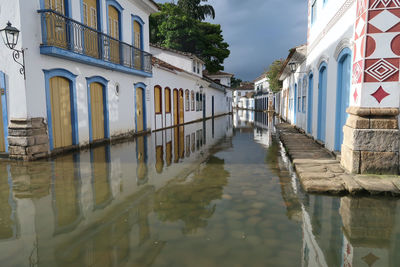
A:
[0, 111, 399, 266]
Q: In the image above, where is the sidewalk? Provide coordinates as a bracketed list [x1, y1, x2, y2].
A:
[276, 123, 400, 196]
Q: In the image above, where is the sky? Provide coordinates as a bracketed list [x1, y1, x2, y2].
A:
[156, 0, 308, 81]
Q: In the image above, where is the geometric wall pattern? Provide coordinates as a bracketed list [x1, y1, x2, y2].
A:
[352, 0, 400, 107]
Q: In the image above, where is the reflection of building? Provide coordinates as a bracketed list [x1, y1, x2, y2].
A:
[0, 115, 233, 266]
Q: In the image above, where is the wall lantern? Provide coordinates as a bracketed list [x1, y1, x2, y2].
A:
[288, 62, 297, 73]
[0, 21, 25, 79]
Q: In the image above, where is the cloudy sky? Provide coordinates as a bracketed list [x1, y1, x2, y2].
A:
[156, 0, 308, 81]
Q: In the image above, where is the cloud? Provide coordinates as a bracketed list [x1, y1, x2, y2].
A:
[155, 0, 307, 81]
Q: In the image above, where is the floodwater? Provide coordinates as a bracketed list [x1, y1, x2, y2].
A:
[0, 111, 399, 266]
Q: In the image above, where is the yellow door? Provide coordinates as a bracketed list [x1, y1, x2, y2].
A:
[179, 90, 184, 124]
[83, 0, 99, 58]
[133, 21, 142, 69]
[0, 98, 4, 152]
[166, 141, 172, 166]
[50, 76, 73, 149]
[108, 5, 120, 64]
[173, 90, 178, 125]
[136, 88, 144, 132]
[90, 82, 105, 141]
[45, 0, 67, 49]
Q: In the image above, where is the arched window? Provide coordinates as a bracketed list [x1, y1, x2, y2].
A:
[185, 90, 189, 111]
[154, 86, 162, 114]
[165, 87, 171, 113]
[191, 91, 195, 111]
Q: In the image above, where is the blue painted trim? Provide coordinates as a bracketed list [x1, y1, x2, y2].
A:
[43, 68, 79, 150]
[317, 61, 328, 142]
[334, 47, 352, 151]
[134, 82, 147, 132]
[40, 46, 152, 77]
[86, 76, 110, 142]
[0, 72, 8, 152]
[131, 14, 144, 50]
[39, 0, 72, 17]
[294, 83, 297, 124]
[307, 72, 314, 134]
[106, 0, 124, 40]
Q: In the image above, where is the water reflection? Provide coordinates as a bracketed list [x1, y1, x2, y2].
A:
[2, 112, 400, 266]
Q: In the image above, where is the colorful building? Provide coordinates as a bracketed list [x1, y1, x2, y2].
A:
[277, 0, 400, 174]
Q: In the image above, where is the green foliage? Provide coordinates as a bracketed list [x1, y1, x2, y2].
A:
[178, 0, 215, 20]
[231, 76, 242, 88]
[150, 3, 230, 73]
[266, 60, 285, 93]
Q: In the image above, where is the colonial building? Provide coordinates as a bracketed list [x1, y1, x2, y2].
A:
[253, 71, 271, 111]
[149, 44, 231, 132]
[276, 0, 400, 174]
[202, 70, 233, 87]
[0, 0, 159, 160]
[232, 82, 254, 109]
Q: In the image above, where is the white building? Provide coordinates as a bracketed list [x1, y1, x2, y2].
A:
[0, 0, 159, 160]
[149, 45, 231, 132]
[253, 71, 271, 111]
[202, 70, 233, 87]
[232, 82, 254, 109]
[276, 0, 400, 174]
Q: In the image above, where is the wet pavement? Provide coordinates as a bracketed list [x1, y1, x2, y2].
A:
[0, 111, 399, 266]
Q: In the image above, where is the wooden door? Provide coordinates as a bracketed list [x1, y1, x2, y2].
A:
[50, 76, 73, 149]
[90, 82, 105, 141]
[0, 97, 4, 152]
[133, 21, 142, 69]
[317, 65, 327, 142]
[45, 0, 67, 49]
[173, 90, 178, 125]
[136, 88, 144, 132]
[83, 0, 99, 58]
[179, 90, 184, 124]
[307, 75, 313, 134]
[108, 6, 120, 64]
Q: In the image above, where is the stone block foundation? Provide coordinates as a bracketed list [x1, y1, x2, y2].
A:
[341, 107, 399, 175]
[8, 118, 49, 161]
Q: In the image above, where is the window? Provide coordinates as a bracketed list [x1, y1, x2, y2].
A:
[83, 3, 88, 25]
[185, 90, 189, 111]
[154, 86, 162, 114]
[238, 92, 241, 96]
[90, 7, 97, 29]
[193, 61, 197, 73]
[197, 62, 200, 74]
[297, 82, 301, 112]
[199, 94, 203, 111]
[311, 0, 317, 24]
[302, 78, 307, 113]
[165, 88, 171, 113]
[196, 92, 199, 111]
[191, 91, 195, 111]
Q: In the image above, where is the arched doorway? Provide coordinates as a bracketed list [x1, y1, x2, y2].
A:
[136, 87, 144, 132]
[88, 77, 109, 142]
[179, 89, 184, 124]
[307, 73, 314, 134]
[317, 63, 328, 142]
[335, 49, 351, 151]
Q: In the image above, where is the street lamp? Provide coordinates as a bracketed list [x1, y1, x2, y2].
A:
[288, 62, 297, 73]
[0, 21, 25, 79]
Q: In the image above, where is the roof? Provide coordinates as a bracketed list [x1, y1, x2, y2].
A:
[152, 57, 184, 72]
[233, 82, 254, 91]
[203, 70, 234, 77]
[150, 44, 205, 64]
[279, 44, 307, 81]
[253, 71, 269, 83]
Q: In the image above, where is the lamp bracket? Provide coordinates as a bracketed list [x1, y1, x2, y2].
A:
[11, 48, 25, 79]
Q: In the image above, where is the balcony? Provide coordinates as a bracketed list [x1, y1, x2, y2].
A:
[38, 10, 152, 77]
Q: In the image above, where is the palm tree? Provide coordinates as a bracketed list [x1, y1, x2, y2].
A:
[178, 0, 215, 20]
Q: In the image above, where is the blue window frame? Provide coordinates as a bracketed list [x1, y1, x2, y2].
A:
[43, 68, 79, 150]
[106, 0, 124, 40]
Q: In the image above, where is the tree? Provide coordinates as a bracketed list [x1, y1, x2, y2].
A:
[178, 0, 215, 20]
[150, 3, 230, 73]
[231, 76, 242, 88]
[266, 60, 284, 93]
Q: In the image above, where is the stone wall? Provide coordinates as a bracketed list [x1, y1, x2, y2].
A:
[341, 108, 399, 175]
[8, 118, 49, 161]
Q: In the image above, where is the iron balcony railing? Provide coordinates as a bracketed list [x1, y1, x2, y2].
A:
[38, 9, 152, 74]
